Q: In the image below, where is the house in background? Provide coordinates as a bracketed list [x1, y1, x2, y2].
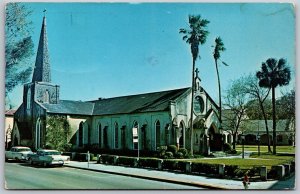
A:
[11, 14, 222, 155]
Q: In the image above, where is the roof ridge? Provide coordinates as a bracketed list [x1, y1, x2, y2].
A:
[90, 87, 190, 102]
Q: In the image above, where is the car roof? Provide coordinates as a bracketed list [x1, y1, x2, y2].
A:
[38, 149, 59, 152]
[13, 146, 31, 149]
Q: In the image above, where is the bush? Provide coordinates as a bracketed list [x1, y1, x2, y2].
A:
[177, 148, 188, 158]
[73, 153, 94, 161]
[164, 152, 174, 159]
[118, 156, 136, 167]
[224, 165, 239, 177]
[167, 145, 178, 155]
[157, 146, 167, 158]
[100, 154, 115, 164]
[191, 163, 218, 175]
[223, 143, 232, 152]
[163, 160, 178, 170]
[175, 152, 184, 159]
[138, 158, 160, 169]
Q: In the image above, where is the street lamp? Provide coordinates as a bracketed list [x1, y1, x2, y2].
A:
[241, 134, 245, 159]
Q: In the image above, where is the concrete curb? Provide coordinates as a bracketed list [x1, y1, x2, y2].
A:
[64, 164, 228, 189]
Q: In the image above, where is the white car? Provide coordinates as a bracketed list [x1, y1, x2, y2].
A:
[5, 146, 33, 161]
[27, 149, 70, 167]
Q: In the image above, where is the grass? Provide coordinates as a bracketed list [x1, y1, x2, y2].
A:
[235, 145, 295, 154]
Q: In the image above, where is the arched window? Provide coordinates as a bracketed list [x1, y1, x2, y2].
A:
[98, 123, 102, 148]
[132, 121, 139, 150]
[43, 90, 50, 103]
[27, 89, 31, 110]
[115, 123, 119, 149]
[35, 118, 41, 149]
[179, 122, 184, 148]
[78, 122, 83, 147]
[155, 120, 161, 148]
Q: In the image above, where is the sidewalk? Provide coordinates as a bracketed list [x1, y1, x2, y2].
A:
[64, 161, 294, 190]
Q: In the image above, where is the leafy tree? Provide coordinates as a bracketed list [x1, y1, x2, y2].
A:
[5, 3, 34, 107]
[223, 78, 250, 149]
[256, 58, 291, 154]
[244, 74, 272, 153]
[179, 15, 209, 155]
[212, 36, 227, 127]
[46, 115, 71, 151]
[277, 89, 295, 120]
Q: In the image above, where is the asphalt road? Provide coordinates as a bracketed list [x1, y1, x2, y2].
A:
[5, 162, 202, 190]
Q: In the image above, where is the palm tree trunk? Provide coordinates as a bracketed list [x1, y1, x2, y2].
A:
[259, 100, 272, 153]
[214, 59, 222, 125]
[272, 86, 276, 155]
[190, 59, 195, 156]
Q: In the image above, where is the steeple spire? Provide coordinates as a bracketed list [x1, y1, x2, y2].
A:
[32, 11, 51, 82]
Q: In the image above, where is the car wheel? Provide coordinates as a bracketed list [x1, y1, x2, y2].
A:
[5, 157, 8, 162]
[29, 158, 33, 165]
[43, 162, 48, 167]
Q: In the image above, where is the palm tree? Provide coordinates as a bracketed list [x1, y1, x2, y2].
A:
[179, 15, 209, 155]
[213, 37, 227, 128]
[256, 58, 291, 155]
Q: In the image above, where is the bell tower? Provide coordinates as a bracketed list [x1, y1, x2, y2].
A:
[23, 11, 59, 111]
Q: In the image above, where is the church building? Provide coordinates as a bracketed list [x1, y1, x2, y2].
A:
[12, 14, 222, 155]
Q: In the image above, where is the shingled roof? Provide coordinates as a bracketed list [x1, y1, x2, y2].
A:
[41, 100, 94, 115]
[91, 87, 190, 116]
[39, 88, 190, 116]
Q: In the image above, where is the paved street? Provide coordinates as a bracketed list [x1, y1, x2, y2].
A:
[4, 162, 202, 190]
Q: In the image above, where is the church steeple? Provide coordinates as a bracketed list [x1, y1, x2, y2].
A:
[32, 11, 51, 83]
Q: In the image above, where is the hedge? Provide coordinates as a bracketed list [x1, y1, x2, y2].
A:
[191, 162, 218, 175]
[100, 154, 115, 165]
[117, 156, 136, 167]
[138, 158, 160, 169]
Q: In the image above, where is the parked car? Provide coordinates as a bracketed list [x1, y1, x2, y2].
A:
[5, 146, 33, 161]
[27, 149, 70, 167]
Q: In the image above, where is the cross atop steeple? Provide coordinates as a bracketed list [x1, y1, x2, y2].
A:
[32, 11, 51, 82]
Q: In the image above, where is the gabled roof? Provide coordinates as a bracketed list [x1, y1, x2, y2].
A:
[91, 87, 190, 116]
[41, 100, 94, 115]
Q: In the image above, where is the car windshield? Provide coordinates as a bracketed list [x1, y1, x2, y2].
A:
[17, 148, 31, 152]
[44, 152, 61, 155]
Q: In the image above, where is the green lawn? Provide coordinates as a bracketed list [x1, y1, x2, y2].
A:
[235, 145, 295, 154]
[184, 158, 287, 169]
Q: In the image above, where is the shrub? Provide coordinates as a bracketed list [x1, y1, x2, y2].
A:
[167, 145, 178, 155]
[224, 165, 239, 177]
[191, 163, 218, 175]
[157, 146, 167, 158]
[163, 160, 178, 170]
[164, 151, 174, 159]
[101, 154, 115, 164]
[138, 158, 160, 169]
[118, 156, 136, 167]
[175, 152, 184, 159]
[178, 148, 188, 157]
[223, 143, 232, 152]
[73, 153, 94, 161]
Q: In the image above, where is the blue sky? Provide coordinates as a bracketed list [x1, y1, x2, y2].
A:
[7, 2, 295, 108]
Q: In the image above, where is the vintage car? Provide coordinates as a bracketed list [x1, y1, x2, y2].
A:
[5, 146, 33, 161]
[27, 149, 70, 167]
